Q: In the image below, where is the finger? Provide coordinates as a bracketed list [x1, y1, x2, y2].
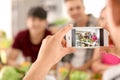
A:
[39, 39, 47, 53]
[54, 24, 73, 41]
[46, 35, 52, 39]
[101, 23, 109, 31]
[63, 47, 76, 55]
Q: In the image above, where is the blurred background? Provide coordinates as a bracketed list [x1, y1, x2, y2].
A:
[2, 0, 119, 80]
[0, 0, 105, 39]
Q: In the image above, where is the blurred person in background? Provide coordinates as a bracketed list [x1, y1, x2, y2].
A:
[48, 23, 60, 34]
[103, 0, 120, 79]
[65, 0, 98, 27]
[8, 6, 51, 67]
[62, 0, 98, 70]
[24, 25, 76, 80]
[24, 0, 120, 79]
[92, 7, 120, 74]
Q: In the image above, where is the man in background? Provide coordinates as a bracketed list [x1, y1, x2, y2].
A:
[65, 0, 98, 27]
[62, 0, 98, 69]
[8, 7, 51, 67]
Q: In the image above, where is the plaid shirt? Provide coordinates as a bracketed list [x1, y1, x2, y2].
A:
[73, 14, 98, 27]
[62, 14, 98, 67]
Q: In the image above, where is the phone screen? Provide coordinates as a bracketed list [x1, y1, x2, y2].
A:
[71, 28, 105, 48]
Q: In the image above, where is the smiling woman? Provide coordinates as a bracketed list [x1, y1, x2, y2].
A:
[0, 0, 12, 39]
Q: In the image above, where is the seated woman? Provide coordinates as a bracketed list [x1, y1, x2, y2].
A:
[92, 47, 120, 73]
[92, 7, 120, 73]
[92, 33, 97, 42]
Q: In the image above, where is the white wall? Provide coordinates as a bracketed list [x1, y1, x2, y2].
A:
[84, 0, 105, 17]
[0, 0, 12, 39]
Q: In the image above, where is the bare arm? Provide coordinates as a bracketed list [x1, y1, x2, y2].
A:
[7, 48, 20, 67]
[92, 48, 110, 73]
[23, 56, 52, 80]
[23, 24, 75, 80]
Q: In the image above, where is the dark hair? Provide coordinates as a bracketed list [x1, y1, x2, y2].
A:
[65, 0, 83, 3]
[28, 6, 47, 20]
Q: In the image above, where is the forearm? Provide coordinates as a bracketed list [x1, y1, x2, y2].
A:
[92, 62, 110, 72]
[23, 58, 52, 80]
[7, 60, 20, 68]
[23, 25, 75, 80]
[7, 49, 20, 67]
[79, 60, 92, 71]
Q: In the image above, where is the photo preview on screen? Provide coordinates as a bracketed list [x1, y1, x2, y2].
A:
[66, 27, 109, 48]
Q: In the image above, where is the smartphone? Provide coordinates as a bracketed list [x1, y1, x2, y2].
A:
[66, 27, 109, 48]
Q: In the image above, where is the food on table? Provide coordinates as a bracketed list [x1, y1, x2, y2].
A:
[20, 62, 31, 73]
[0, 30, 6, 38]
[58, 67, 69, 80]
[69, 70, 90, 80]
[0, 39, 12, 49]
[0, 30, 12, 49]
[91, 73, 102, 80]
[0, 66, 21, 80]
[0, 62, 31, 80]
[0, 50, 7, 64]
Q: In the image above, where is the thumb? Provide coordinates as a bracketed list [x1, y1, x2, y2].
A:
[63, 47, 76, 55]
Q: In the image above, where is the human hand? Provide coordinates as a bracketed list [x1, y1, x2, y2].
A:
[106, 0, 120, 49]
[36, 24, 76, 68]
[23, 24, 76, 80]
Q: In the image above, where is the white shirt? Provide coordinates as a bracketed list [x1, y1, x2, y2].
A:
[71, 49, 87, 68]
